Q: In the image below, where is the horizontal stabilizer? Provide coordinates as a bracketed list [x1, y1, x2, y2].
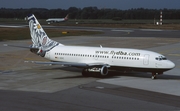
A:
[3, 44, 31, 49]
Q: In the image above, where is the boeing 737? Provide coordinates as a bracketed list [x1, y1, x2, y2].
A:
[28, 14, 175, 79]
[46, 14, 68, 24]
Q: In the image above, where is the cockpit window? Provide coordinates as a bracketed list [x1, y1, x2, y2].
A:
[162, 57, 167, 60]
[155, 56, 167, 61]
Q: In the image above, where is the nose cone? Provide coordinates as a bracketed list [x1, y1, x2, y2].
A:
[167, 60, 175, 69]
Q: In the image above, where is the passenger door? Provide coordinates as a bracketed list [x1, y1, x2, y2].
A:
[143, 54, 149, 65]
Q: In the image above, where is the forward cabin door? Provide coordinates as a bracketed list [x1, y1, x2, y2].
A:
[143, 54, 149, 65]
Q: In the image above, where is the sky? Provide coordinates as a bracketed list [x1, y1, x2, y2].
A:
[0, 0, 180, 10]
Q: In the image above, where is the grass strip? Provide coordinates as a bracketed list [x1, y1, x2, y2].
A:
[0, 28, 102, 41]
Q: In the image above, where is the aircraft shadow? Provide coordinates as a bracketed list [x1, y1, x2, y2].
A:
[40, 66, 180, 80]
[114, 71, 180, 80]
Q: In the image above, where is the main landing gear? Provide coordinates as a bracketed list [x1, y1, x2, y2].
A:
[82, 69, 90, 77]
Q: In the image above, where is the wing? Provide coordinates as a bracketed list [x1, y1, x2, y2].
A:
[29, 61, 110, 68]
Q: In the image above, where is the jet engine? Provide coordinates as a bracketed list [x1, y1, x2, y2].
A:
[82, 65, 109, 77]
[100, 65, 109, 76]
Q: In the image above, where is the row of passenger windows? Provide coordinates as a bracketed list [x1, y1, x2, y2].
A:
[55, 53, 109, 58]
[112, 56, 139, 60]
[55, 53, 140, 60]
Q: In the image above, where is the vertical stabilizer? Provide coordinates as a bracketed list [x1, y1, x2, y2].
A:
[28, 14, 63, 53]
[64, 14, 69, 20]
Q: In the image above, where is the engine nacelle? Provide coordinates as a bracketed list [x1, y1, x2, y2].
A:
[100, 65, 108, 76]
[84, 65, 109, 77]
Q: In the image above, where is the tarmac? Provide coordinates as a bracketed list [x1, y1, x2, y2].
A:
[0, 26, 180, 111]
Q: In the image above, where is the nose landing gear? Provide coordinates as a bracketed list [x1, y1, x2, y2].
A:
[151, 72, 163, 80]
[151, 73, 157, 79]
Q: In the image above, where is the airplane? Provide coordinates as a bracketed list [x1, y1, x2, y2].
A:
[27, 14, 175, 79]
[46, 14, 68, 24]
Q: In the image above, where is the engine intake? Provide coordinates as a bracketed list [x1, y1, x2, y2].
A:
[100, 65, 108, 76]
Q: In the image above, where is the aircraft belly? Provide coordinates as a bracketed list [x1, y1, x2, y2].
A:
[110, 66, 171, 72]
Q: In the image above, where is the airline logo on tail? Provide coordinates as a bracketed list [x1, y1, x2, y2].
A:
[64, 14, 69, 20]
[28, 14, 60, 54]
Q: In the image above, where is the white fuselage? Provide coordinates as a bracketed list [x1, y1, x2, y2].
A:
[46, 18, 65, 22]
[44, 45, 175, 72]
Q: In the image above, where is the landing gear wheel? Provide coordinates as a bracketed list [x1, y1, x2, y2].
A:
[151, 73, 157, 80]
[151, 75, 156, 80]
